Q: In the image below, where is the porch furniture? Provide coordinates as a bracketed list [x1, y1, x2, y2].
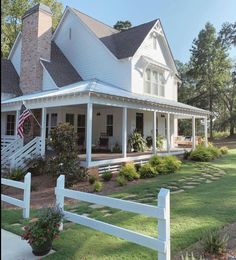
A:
[98, 133, 109, 150]
[174, 136, 202, 148]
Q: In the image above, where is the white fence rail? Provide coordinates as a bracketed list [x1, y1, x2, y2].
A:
[1, 172, 31, 218]
[9, 137, 42, 171]
[1, 137, 23, 168]
[55, 175, 170, 260]
[1, 135, 17, 149]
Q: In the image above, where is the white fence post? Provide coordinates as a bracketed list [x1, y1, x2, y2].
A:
[56, 175, 65, 230]
[23, 172, 31, 218]
[158, 188, 170, 260]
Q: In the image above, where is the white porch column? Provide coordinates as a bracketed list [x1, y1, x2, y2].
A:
[15, 110, 20, 137]
[86, 102, 93, 166]
[153, 110, 157, 154]
[41, 107, 47, 157]
[204, 117, 208, 147]
[167, 113, 170, 153]
[192, 116, 196, 150]
[122, 107, 127, 158]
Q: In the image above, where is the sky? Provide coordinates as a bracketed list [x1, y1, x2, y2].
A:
[61, 0, 236, 63]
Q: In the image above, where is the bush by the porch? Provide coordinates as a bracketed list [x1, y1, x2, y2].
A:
[139, 163, 157, 178]
[119, 163, 140, 181]
[127, 131, 146, 152]
[48, 123, 85, 186]
[219, 146, 228, 154]
[102, 172, 113, 182]
[149, 155, 182, 174]
[190, 145, 221, 162]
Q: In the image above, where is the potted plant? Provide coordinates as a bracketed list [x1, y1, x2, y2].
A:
[128, 130, 146, 152]
[22, 206, 64, 256]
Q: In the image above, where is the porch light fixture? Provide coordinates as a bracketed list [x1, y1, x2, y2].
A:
[96, 112, 101, 116]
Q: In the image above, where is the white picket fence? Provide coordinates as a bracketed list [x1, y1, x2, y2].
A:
[1, 172, 31, 218]
[9, 137, 42, 171]
[1, 137, 23, 168]
[55, 175, 170, 260]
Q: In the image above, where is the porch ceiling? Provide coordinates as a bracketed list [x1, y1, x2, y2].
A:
[1, 79, 210, 117]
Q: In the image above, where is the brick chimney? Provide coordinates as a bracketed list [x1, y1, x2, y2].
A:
[20, 3, 52, 94]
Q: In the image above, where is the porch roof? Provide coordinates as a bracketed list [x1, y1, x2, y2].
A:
[1, 79, 210, 116]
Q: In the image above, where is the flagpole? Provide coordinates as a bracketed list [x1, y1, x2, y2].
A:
[22, 101, 42, 128]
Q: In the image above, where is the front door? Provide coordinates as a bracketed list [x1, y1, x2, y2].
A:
[136, 113, 144, 136]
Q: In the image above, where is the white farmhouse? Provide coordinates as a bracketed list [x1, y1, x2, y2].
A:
[1, 4, 210, 172]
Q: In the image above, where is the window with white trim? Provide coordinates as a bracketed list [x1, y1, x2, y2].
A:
[144, 67, 165, 97]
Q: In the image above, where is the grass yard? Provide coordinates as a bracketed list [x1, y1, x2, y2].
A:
[2, 150, 236, 259]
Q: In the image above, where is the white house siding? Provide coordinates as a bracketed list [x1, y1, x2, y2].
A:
[1, 93, 17, 101]
[42, 67, 58, 91]
[131, 28, 178, 101]
[10, 38, 22, 76]
[54, 11, 131, 91]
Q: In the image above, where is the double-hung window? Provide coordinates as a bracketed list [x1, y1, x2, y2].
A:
[50, 113, 57, 132]
[6, 114, 15, 135]
[66, 113, 74, 126]
[106, 115, 113, 137]
[144, 67, 165, 97]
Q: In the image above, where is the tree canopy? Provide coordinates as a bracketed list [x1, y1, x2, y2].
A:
[1, 0, 63, 57]
[113, 20, 132, 31]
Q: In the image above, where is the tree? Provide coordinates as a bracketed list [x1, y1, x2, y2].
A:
[188, 22, 232, 138]
[1, 0, 63, 57]
[218, 22, 236, 49]
[113, 20, 132, 31]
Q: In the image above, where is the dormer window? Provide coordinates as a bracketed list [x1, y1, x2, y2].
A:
[144, 67, 165, 97]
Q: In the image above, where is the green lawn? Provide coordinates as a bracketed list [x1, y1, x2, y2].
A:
[2, 150, 236, 259]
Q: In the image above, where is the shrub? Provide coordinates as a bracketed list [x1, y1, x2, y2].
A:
[128, 131, 146, 152]
[8, 169, 25, 181]
[93, 181, 103, 192]
[161, 156, 182, 174]
[149, 155, 162, 169]
[28, 157, 47, 175]
[139, 163, 157, 178]
[219, 146, 228, 155]
[149, 155, 181, 174]
[146, 136, 153, 148]
[190, 146, 214, 162]
[119, 163, 140, 181]
[202, 229, 228, 256]
[48, 123, 85, 186]
[116, 175, 127, 186]
[208, 146, 221, 158]
[190, 145, 221, 162]
[134, 163, 141, 172]
[89, 175, 97, 184]
[102, 172, 113, 182]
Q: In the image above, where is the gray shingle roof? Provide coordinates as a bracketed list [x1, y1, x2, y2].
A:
[73, 8, 157, 59]
[41, 42, 82, 87]
[1, 59, 22, 96]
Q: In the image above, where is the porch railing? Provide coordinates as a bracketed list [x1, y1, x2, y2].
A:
[1, 137, 23, 168]
[9, 137, 42, 171]
[1, 135, 17, 149]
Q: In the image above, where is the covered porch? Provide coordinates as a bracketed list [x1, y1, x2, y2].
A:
[1, 80, 210, 170]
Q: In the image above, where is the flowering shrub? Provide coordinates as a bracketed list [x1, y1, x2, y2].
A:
[22, 206, 64, 248]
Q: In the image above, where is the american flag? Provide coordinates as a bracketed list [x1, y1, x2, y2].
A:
[17, 104, 31, 138]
